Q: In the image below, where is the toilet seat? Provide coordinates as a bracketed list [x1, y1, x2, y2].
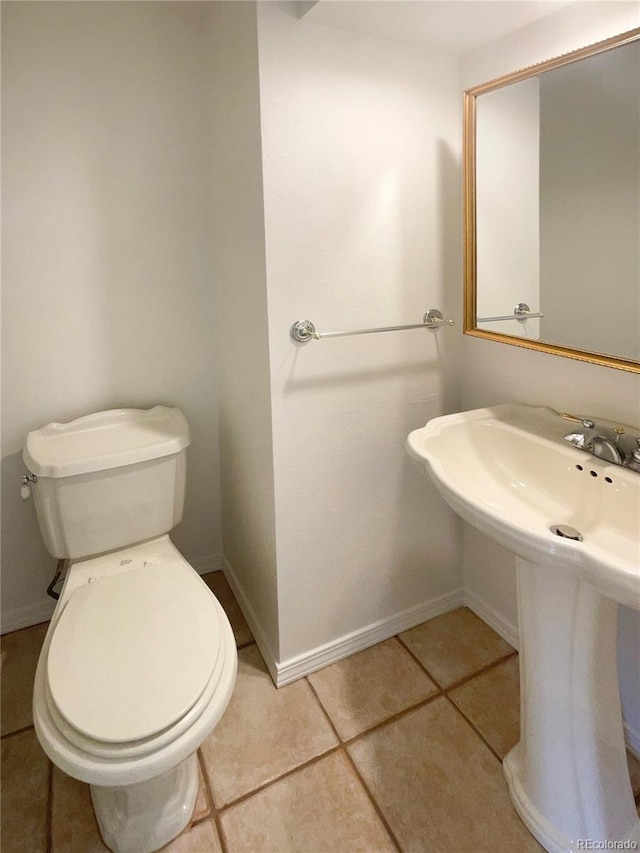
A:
[46, 553, 225, 751]
[44, 637, 226, 760]
[33, 536, 238, 788]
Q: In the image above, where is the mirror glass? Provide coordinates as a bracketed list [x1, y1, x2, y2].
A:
[464, 29, 640, 373]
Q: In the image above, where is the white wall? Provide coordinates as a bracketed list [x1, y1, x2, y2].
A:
[256, 3, 464, 670]
[1, 2, 222, 630]
[208, 3, 280, 663]
[460, 0, 640, 743]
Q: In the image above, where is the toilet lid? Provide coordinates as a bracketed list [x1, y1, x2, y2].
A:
[47, 563, 221, 743]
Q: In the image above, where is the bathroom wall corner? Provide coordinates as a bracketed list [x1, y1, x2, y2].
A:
[208, 2, 280, 662]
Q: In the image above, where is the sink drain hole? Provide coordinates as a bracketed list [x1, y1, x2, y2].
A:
[550, 524, 583, 541]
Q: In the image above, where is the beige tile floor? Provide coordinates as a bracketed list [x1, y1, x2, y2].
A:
[2, 572, 639, 853]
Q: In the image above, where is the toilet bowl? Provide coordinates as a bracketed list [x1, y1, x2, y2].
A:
[33, 536, 237, 853]
[25, 408, 238, 853]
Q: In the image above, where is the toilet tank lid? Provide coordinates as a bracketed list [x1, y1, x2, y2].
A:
[23, 406, 191, 478]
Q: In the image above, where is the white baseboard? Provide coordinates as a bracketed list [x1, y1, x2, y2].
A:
[1, 599, 55, 635]
[275, 588, 464, 687]
[223, 556, 464, 688]
[464, 588, 520, 650]
[221, 557, 281, 685]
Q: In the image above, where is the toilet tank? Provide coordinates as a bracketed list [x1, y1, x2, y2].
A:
[23, 407, 191, 560]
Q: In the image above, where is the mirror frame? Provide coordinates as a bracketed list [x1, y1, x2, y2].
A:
[463, 26, 640, 374]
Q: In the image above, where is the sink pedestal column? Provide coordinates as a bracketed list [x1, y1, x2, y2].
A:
[503, 558, 640, 853]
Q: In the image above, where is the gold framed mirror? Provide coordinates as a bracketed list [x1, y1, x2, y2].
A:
[464, 27, 640, 374]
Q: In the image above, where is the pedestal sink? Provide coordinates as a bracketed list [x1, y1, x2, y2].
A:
[407, 404, 640, 853]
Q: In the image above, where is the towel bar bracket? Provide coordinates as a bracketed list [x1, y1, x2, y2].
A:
[290, 319, 319, 343]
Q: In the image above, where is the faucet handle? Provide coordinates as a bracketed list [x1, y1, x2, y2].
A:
[561, 413, 596, 430]
[613, 426, 625, 446]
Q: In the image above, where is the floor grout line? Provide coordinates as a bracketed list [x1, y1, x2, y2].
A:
[304, 677, 343, 743]
[194, 749, 218, 825]
[215, 812, 230, 853]
[215, 744, 344, 816]
[341, 690, 444, 749]
[394, 633, 448, 688]
[395, 631, 517, 693]
[442, 692, 505, 764]
[1, 723, 37, 740]
[445, 650, 519, 693]
[342, 746, 404, 853]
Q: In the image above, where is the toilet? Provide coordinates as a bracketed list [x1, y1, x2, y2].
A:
[24, 406, 238, 853]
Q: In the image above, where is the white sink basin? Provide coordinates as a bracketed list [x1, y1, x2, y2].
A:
[407, 404, 640, 853]
[407, 403, 639, 610]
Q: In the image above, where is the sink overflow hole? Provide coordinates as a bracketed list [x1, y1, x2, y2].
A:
[550, 524, 583, 542]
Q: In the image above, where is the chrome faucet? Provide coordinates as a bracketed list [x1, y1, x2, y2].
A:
[561, 413, 640, 470]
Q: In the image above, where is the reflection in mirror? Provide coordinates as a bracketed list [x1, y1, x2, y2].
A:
[464, 28, 640, 373]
